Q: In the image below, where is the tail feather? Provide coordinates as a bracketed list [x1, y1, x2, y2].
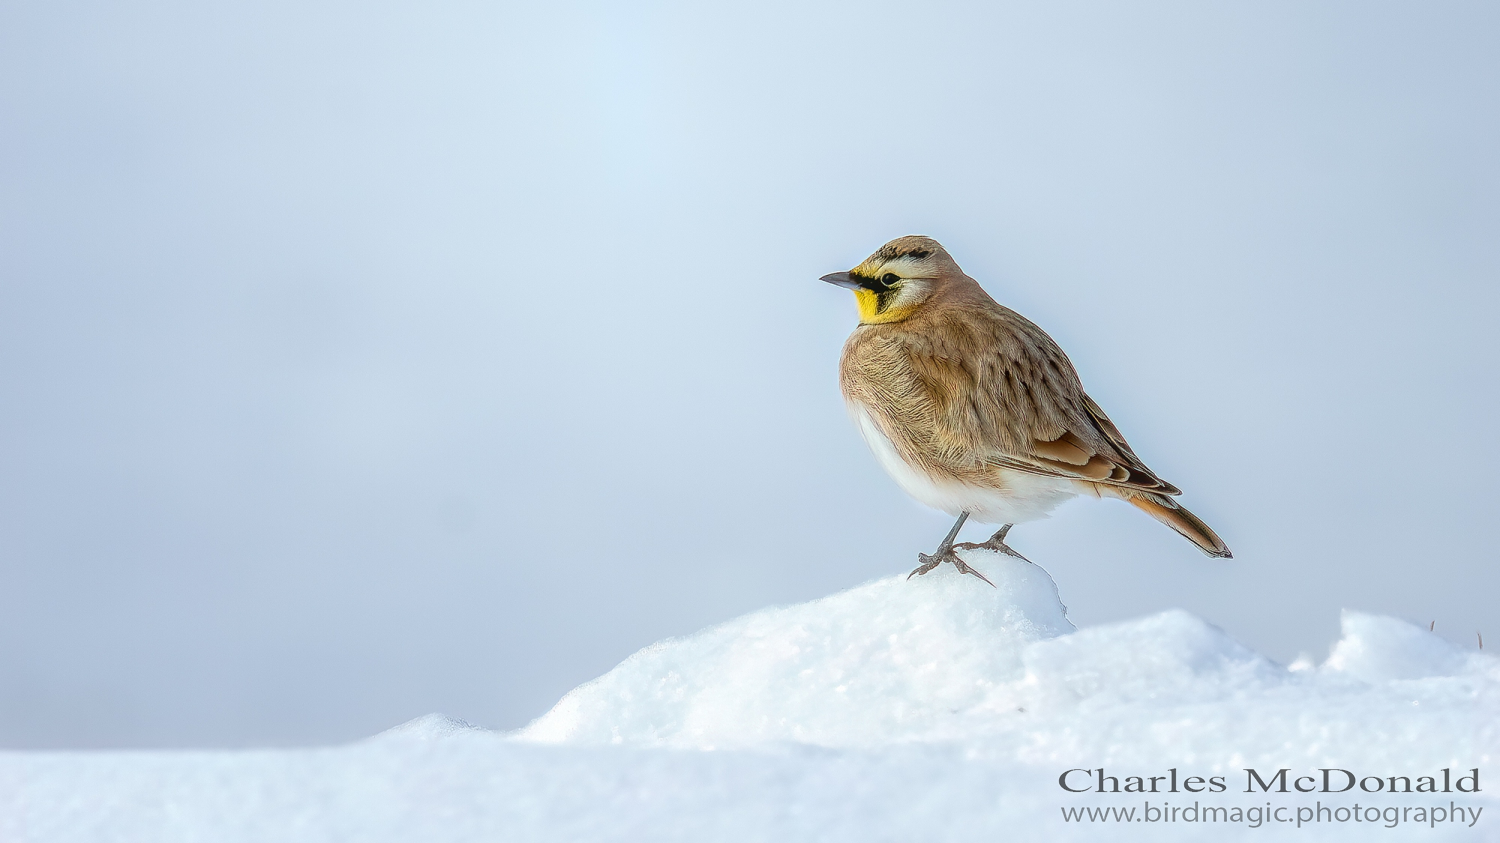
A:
[1127, 493, 1232, 558]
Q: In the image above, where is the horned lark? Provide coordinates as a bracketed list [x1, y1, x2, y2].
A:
[824, 235, 1231, 585]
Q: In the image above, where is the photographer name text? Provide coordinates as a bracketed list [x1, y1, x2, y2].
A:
[1058, 767, 1481, 795]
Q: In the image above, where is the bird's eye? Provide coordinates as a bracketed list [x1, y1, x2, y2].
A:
[880, 273, 899, 288]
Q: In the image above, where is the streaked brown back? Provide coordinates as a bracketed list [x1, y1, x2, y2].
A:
[839, 274, 1182, 496]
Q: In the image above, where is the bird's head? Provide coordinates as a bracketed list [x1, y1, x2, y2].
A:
[821, 235, 960, 324]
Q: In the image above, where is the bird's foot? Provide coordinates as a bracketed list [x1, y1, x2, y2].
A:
[952, 524, 1033, 565]
[908, 546, 995, 587]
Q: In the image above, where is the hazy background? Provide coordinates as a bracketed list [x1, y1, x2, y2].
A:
[2, 0, 1496, 748]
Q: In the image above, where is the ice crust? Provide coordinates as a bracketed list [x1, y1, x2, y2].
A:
[3, 550, 1496, 842]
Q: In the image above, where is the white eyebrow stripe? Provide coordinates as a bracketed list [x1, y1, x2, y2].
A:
[878, 255, 928, 276]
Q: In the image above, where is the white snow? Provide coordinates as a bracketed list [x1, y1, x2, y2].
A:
[3, 550, 1496, 842]
[519, 553, 1073, 747]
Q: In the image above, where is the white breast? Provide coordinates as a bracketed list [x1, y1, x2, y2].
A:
[849, 402, 1082, 525]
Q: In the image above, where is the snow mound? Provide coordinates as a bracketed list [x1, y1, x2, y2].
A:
[521, 550, 1498, 766]
[1322, 610, 1478, 682]
[4, 553, 1497, 843]
[375, 713, 484, 741]
[520, 552, 1071, 747]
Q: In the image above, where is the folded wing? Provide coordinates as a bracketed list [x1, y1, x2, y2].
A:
[895, 306, 1182, 496]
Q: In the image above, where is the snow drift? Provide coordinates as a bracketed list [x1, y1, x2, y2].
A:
[521, 553, 1074, 747]
[520, 550, 1497, 773]
[3, 549, 1497, 842]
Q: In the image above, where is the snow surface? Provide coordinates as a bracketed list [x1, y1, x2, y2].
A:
[3, 550, 1496, 842]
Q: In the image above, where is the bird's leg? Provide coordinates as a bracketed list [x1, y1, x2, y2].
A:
[954, 523, 1032, 565]
[908, 512, 994, 587]
[908, 512, 967, 579]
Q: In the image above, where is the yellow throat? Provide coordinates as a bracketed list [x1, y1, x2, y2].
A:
[854, 288, 915, 324]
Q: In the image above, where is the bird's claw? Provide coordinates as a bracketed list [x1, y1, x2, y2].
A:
[952, 540, 1032, 565]
[952, 525, 1032, 565]
[907, 553, 942, 580]
[949, 552, 996, 586]
[907, 547, 995, 587]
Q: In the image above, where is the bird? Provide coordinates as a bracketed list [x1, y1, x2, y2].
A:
[823, 235, 1230, 585]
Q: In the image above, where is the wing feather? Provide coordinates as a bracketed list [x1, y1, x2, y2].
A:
[847, 304, 1181, 496]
